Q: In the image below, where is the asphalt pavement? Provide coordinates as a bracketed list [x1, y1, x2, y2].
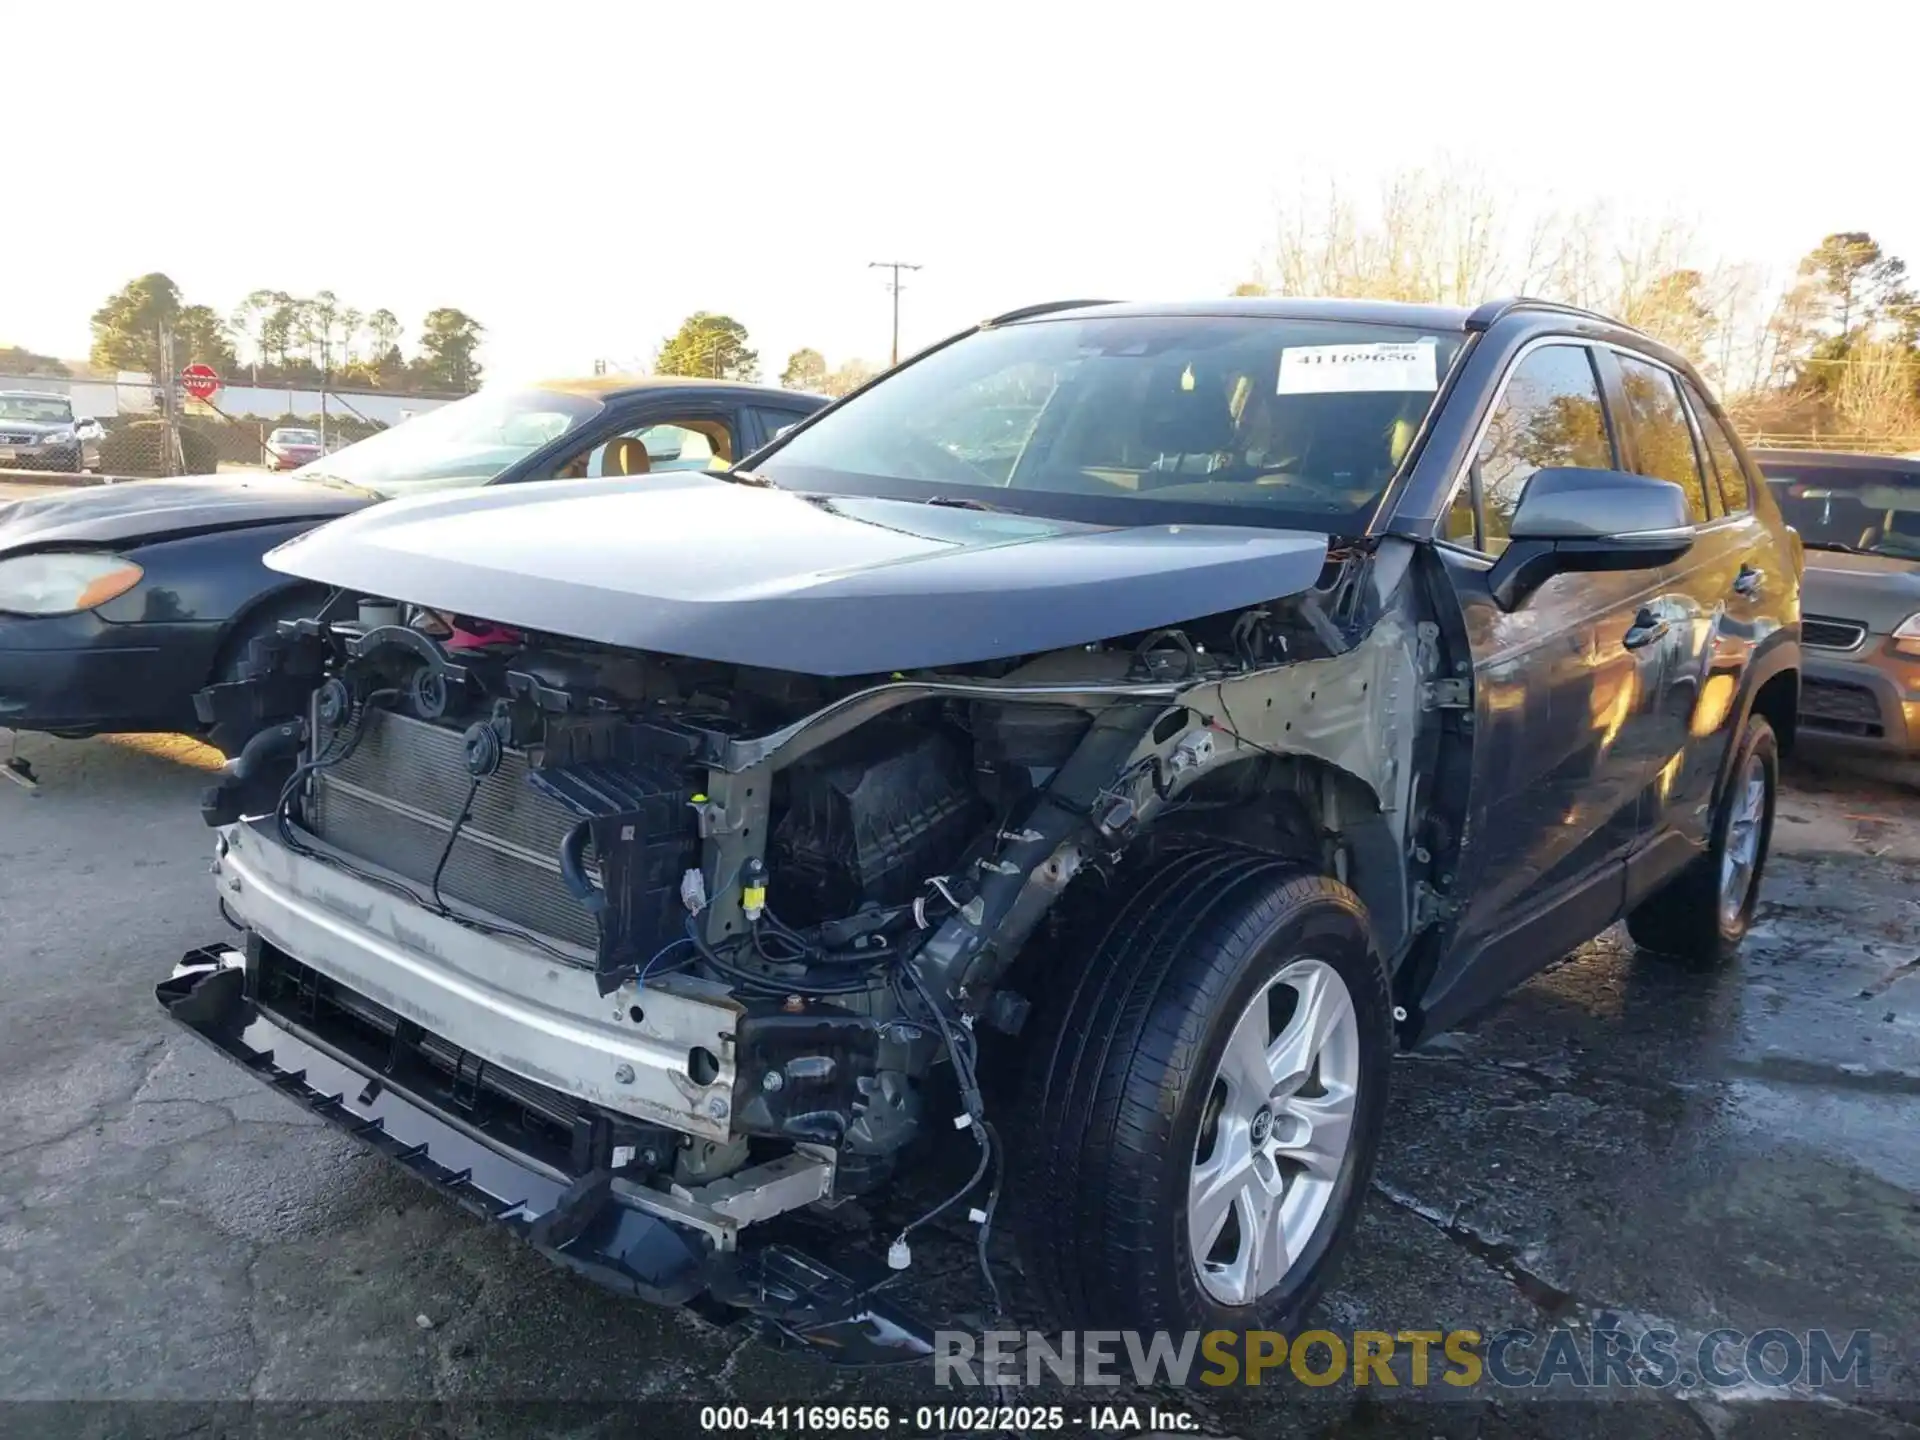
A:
[1, 729, 1918, 1438]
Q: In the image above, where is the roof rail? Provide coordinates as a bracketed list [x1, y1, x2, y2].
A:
[983, 299, 1119, 327]
[1465, 296, 1637, 333]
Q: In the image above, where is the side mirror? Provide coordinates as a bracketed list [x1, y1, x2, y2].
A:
[1488, 467, 1695, 610]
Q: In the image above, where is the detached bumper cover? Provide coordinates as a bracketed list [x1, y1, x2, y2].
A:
[157, 948, 933, 1362]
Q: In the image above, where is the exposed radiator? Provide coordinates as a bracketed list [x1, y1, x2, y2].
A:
[305, 708, 601, 948]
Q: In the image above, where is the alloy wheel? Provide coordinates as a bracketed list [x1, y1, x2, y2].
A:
[1189, 957, 1361, 1306]
[1719, 751, 1768, 928]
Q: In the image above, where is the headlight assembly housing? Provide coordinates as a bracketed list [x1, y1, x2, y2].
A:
[0, 551, 145, 616]
[1892, 612, 1920, 659]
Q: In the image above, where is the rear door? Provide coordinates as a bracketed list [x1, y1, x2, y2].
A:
[1423, 341, 1669, 1026]
[1675, 378, 1773, 827]
[1600, 351, 1751, 867]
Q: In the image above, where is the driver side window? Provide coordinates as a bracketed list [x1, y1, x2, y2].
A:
[553, 417, 738, 480]
[1455, 345, 1615, 554]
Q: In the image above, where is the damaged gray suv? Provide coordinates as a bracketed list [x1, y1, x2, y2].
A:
[169, 297, 1802, 1358]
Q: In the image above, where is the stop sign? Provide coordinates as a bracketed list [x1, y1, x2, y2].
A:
[180, 363, 221, 401]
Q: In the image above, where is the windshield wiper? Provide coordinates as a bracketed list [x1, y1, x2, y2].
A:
[291, 472, 380, 499]
[1800, 539, 1863, 555]
[924, 494, 1000, 511]
[716, 467, 776, 488]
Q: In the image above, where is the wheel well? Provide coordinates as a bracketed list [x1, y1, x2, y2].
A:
[1749, 668, 1799, 755]
[1032, 753, 1407, 977]
[206, 583, 328, 688]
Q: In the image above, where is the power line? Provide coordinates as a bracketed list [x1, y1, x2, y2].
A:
[868, 261, 922, 367]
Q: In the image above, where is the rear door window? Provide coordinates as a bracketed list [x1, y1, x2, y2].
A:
[1615, 354, 1711, 523]
[1680, 380, 1750, 516]
[750, 406, 813, 448]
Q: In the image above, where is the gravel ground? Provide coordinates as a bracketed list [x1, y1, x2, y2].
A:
[1, 729, 1917, 1438]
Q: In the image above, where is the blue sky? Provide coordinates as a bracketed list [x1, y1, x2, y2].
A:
[14, 0, 1919, 382]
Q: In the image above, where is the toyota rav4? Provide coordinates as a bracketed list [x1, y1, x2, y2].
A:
[166, 297, 1802, 1360]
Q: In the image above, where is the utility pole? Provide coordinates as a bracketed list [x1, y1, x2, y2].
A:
[157, 325, 180, 477]
[868, 261, 922, 367]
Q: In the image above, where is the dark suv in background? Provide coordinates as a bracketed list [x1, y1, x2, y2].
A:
[171, 297, 1800, 1354]
[1752, 449, 1920, 759]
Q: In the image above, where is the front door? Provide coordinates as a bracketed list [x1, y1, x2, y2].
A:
[1420, 341, 1671, 1032]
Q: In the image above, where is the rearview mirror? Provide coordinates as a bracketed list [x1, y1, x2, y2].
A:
[1488, 467, 1695, 609]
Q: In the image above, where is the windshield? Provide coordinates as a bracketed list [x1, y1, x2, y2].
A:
[272, 429, 320, 446]
[756, 315, 1467, 529]
[292, 387, 603, 496]
[0, 395, 72, 424]
[1762, 465, 1920, 560]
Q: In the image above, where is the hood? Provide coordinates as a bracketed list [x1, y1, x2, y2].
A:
[265, 473, 1333, 675]
[0, 474, 372, 555]
[1802, 549, 1920, 633]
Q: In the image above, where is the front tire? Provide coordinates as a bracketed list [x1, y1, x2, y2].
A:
[1011, 847, 1392, 1334]
[1627, 713, 1778, 967]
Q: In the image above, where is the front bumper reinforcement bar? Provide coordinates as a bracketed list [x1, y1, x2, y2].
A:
[157, 946, 934, 1365]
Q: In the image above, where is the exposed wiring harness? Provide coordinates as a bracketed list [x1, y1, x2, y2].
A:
[430, 775, 482, 914]
[891, 958, 1006, 1323]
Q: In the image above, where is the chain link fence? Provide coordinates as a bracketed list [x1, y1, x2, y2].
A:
[1, 349, 456, 480]
[77, 406, 389, 478]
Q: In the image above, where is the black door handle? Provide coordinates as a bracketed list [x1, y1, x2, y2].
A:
[1733, 564, 1764, 597]
[1623, 607, 1669, 650]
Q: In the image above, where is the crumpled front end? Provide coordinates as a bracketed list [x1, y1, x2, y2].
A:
[175, 538, 1453, 1341]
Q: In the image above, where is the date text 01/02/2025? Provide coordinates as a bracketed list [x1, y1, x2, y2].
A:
[697, 1405, 1199, 1432]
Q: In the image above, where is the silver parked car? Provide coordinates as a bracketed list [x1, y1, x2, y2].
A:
[1754, 449, 1920, 758]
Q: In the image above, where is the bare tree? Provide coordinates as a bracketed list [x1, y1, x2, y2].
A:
[1245, 169, 1783, 398]
[1830, 339, 1920, 438]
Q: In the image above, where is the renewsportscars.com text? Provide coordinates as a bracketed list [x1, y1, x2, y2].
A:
[934, 1327, 1876, 1392]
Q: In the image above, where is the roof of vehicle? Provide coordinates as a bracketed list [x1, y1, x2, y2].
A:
[528, 374, 824, 405]
[985, 295, 1652, 336]
[1749, 449, 1920, 475]
[991, 297, 1482, 330]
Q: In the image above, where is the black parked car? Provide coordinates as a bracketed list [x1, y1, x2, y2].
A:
[0, 391, 103, 473]
[169, 298, 1801, 1357]
[0, 377, 824, 752]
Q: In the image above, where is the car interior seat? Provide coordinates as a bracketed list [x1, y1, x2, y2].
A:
[1137, 368, 1235, 476]
[601, 437, 652, 476]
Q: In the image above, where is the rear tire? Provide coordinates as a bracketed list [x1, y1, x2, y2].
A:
[1010, 846, 1392, 1336]
[1627, 714, 1778, 968]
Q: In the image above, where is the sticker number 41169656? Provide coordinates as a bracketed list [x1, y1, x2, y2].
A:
[1278, 340, 1437, 395]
